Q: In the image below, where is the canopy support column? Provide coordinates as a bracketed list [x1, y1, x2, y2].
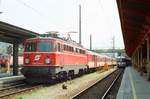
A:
[140, 46, 143, 75]
[13, 43, 19, 75]
[146, 37, 150, 80]
[137, 48, 140, 71]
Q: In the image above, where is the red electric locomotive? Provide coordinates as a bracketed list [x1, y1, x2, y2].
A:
[21, 33, 89, 82]
[21, 32, 116, 83]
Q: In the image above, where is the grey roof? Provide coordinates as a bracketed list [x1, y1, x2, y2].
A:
[0, 21, 39, 44]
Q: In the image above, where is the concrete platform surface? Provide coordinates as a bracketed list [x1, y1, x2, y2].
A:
[0, 72, 22, 78]
[117, 67, 150, 99]
[0, 75, 24, 83]
[0, 72, 13, 78]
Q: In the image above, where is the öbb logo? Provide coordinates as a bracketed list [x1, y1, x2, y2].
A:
[34, 55, 41, 61]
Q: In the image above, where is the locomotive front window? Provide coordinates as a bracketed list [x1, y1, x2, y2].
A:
[38, 42, 52, 52]
[25, 42, 37, 52]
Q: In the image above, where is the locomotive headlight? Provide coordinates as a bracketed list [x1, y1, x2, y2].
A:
[25, 58, 30, 64]
[45, 58, 50, 64]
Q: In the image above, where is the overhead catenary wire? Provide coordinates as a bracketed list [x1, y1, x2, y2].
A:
[15, 0, 51, 24]
[16, 0, 43, 17]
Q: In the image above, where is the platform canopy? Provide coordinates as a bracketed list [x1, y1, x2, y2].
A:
[0, 21, 40, 75]
[0, 21, 39, 44]
[117, 0, 150, 57]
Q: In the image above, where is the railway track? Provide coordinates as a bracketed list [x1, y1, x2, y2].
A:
[0, 68, 122, 99]
[0, 81, 42, 98]
[71, 68, 124, 99]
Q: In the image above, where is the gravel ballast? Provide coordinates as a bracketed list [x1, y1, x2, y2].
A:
[12, 67, 117, 99]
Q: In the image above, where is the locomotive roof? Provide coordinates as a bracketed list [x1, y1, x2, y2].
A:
[27, 36, 111, 58]
[26, 36, 84, 49]
[27, 36, 113, 59]
[87, 50, 115, 59]
[87, 50, 107, 58]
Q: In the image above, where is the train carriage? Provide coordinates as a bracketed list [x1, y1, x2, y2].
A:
[87, 51, 105, 70]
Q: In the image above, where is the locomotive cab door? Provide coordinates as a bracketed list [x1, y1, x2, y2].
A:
[57, 43, 63, 66]
[57, 43, 61, 66]
[60, 43, 63, 66]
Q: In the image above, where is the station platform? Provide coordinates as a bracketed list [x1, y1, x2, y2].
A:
[117, 67, 150, 99]
[0, 67, 22, 78]
[0, 72, 13, 78]
[0, 72, 22, 78]
[0, 75, 24, 84]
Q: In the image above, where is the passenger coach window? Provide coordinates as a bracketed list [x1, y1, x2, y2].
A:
[63, 45, 66, 50]
[76, 48, 78, 53]
[58, 43, 61, 52]
[92, 55, 95, 61]
[72, 47, 74, 52]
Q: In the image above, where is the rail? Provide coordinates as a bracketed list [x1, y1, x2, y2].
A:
[71, 68, 124, 99]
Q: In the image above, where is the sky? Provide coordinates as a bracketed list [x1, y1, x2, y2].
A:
[0, 0, 124, 49]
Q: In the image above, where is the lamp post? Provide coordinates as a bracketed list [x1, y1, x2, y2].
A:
[0, 0, 3, 14]
[90, 34, 92, 50]
[79, 4, 81, 45]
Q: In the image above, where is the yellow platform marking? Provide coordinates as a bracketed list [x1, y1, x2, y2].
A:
[128, 69, 138, 99]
